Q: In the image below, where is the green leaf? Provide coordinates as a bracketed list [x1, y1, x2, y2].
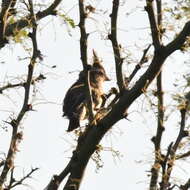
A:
[59, 14, 75, 28]
[13, 29, 28, 43]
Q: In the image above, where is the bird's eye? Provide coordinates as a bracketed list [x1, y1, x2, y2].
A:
[97, 71, 104, 75]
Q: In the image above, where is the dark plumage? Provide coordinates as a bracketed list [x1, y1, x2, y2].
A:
[63, 50, 109, 132]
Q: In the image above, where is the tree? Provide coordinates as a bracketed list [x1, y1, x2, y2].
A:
[1, 0, 190, 190]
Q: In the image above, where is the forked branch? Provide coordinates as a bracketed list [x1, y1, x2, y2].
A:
[0, 1, 41, 188]
[128, 44, 151, 83]
[0, 0, 63, 48]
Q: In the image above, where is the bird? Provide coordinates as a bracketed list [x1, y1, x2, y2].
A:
[62, 50, 110, 132]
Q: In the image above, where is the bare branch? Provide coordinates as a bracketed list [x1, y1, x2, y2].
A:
[0, 74, 46, 94]
[78, 0, 88, 70]
[173, 108, 188, 151]
[180, 179, 190, 190]
[176, 150, 190, 160]
[45, 159, 72, 190]
[6, 167, 15, 189]
[159, 142, 173, 190]
[149, 71, 165, 190]
[78, 0, 94, 122]
[165, 21, 190, 55]
[156, 0, 162, 40]
[9, 167, 39, 189]
[108, 0, 125, 93]
[128, 44, 151, 83]
[145, 0, 161, 49]
[0, 2, 40, 187]
[149, 1, 164, 185]
[160, 107, 188, 190]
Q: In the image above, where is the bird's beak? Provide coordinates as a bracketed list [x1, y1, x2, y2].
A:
[105, 75, 110, 81]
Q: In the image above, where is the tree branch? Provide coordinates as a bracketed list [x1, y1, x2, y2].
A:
[0, 2, 41, 187]
[180, 179, 190, 190]
[160, 107, 188, 190]
[156, 0, 162, 41]
[45, 161, 72, 190]
[78, 0, 94, 122]
[1, 0, 62, 48]
[145, 0, 161, 49]
[159, 142, 173, 190]
[0, 0, 15, 47]
[7, 167, 39, 189]
[149, 1, 164, 188]
[108, 0, 125, 93]
[165, 21, 190, 55]
[176, 150, 190, 160]
[128, 44, 151, 84]
[0, 74, 46, 94]
[149, 71, 165, 190]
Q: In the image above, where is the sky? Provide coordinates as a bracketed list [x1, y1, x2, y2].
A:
[0, 0, 190, 190]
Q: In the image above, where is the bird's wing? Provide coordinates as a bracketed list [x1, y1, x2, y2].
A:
[63, 82, 86, 117]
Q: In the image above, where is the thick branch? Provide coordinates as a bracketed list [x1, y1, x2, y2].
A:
[176, 150, 190, 159]
[108, 0, 125, 93]
[165, 21, 190, 55]
[180, 179, 190, 190]
[45, 161, 71, 190]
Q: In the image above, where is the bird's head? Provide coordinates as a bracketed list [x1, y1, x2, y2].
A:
[90, 50, 110, 85]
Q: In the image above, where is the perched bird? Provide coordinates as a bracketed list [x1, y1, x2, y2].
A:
[63, 50, 109, 132]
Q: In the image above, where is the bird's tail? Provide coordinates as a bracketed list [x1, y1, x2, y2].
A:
[67, 118, 80, 132]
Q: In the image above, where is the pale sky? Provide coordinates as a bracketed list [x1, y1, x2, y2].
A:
[0, 0, 190, 189]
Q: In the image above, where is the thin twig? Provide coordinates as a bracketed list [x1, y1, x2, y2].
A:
[0, 74, 46, 93]
[9, 167, 39, 189]
[128, 44, 151, 83]
[160, 107, 187, 190]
